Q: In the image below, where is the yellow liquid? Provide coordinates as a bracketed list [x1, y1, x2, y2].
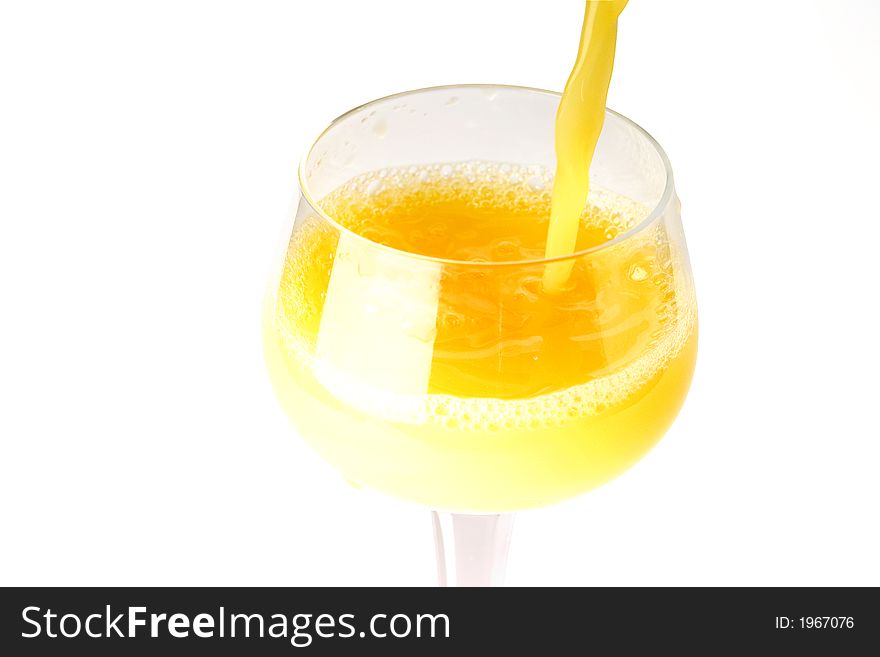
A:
[267, 163, 696, 511]
[545, 0, 628, 291]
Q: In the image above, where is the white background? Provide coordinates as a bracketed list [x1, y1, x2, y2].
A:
[1, 0, 878, 586]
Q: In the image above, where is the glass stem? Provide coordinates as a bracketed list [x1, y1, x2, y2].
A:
[431, 512, 515, 587]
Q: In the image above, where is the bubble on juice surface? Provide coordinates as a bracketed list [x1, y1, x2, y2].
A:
[527, 175, 545, 190]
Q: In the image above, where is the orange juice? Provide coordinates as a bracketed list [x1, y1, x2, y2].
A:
[266, 163, 696, 511]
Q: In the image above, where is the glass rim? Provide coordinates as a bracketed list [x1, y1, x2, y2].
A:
[298, 83, 675, 268]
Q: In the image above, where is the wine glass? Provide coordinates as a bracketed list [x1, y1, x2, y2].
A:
[264, 85, 697, 586]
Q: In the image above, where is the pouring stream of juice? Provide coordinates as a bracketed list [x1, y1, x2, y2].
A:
[543, 0, 628, 293]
